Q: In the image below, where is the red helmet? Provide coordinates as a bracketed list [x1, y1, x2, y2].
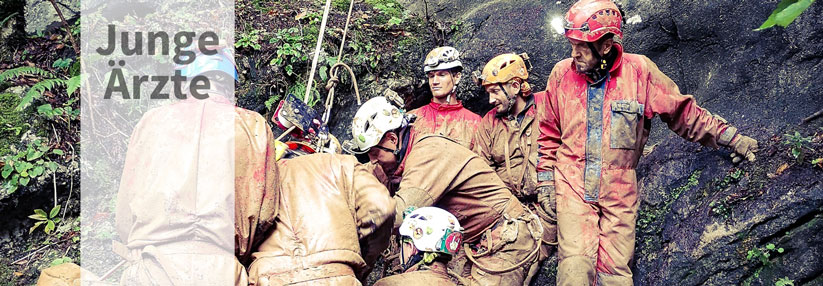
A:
[564, 0, 623, 43]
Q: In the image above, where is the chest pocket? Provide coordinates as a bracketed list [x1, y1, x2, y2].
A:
[610, 100, 644, 149]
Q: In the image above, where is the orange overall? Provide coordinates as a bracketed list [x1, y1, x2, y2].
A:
[536, 45, 738, 285]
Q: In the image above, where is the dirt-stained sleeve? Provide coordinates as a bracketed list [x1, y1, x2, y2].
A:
[474, 112, 496, 167]
[536, 73, 562, 188]
[234, 111, 280, 265]
[642, 56, 735, 148]
[353, 162, 396, 239]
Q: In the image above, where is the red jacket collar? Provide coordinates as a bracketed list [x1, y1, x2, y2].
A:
[426, 100, 465, 112]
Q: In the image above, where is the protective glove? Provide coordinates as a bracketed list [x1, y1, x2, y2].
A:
[728, 135, 758, 164]
[536, 185, 556, 220]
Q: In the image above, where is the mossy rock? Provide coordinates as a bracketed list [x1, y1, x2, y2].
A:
[0, 92, 28, 157]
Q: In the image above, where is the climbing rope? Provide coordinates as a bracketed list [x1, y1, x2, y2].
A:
[277, 0, 359, 144]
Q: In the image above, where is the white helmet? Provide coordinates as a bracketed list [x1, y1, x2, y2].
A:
[350, 96, 407, 154]
[399, 207, 463, 256]
[423, 46, 463, 72]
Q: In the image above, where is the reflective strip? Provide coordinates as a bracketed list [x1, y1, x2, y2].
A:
[583, 77, 607, 202]
[718, 126, 738, 147]
[537, 171, 554, 182]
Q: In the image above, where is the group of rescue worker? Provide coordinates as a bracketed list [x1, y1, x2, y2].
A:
[111, 0, 760, 285]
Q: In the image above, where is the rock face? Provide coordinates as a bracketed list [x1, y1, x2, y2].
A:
[346, 0, 822, 285]
[24, 0, 79, 35]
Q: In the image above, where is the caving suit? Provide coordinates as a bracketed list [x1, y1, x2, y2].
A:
[475, 91, 557, 285]
[536, 45, 739, 285]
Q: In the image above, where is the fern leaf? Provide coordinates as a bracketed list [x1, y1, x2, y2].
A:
[66, 75, 82, 96]
[0, 66, 53, 81]
[16, 78, 67, 111]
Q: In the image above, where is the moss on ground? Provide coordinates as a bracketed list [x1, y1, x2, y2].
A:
[0, 92, 28, 157]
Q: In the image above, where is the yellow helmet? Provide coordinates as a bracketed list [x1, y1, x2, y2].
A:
[475, 53, 530, 87]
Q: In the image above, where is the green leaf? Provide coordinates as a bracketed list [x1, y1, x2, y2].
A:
[52, 149, 64, 155]
[14, 161, 24, 174]
[37, 104, 53, 114]
[778, 248, 785, 253]
[66, 75, 82, 95]
[791, 147, 801, 158]
[756, 0, 797, 31]
[53, 108, 64, 116]
[46, 162, 58, 171]
[28, 213, 47, 220]
[30, 166, 43, 177]
[27, 150, 43, 161]
[45, 220, 55, 234]
[775, 0, 814, 27]
[812, 158, 823, 164]
[29, 221, 45, 234]
[50, 205, 60, 218]
[20, 170, 28, 177]
[767, 243, 775, 250]
[19, 176, 30, 186]
[35, 209, 47, 217]
[1, 164, 12, 178]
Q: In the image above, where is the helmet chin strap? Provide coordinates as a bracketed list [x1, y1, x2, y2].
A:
[498, 83, 518, 116]
[586, 41, 608, 82]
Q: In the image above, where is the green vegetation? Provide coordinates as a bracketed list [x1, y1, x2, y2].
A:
[742, 243, 788, 286]
[364, 0, 405, 26]
[0, 93, 27, 157]
[0, 139, 60, 194]
[0, 65, 81, 111]
[747, 243, 784, 265]
[783, 131, 813, 163]
[637, 170, 701, 230]
[29, 205, 61, 234]
[775, 277, 794, 286]
[270, 27, 310, 76]
[236, 28, 263, 50]
[756, 0, 816, 30]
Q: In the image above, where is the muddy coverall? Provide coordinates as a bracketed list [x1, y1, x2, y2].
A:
[248, 153, 395, 286]
[373, 261, 455, 286]
[408, 100, 481, 151]
[377, 133, 544, 286]
[475, 92, 557, 285]
[115, 96, 280, 285]
[536, 47, 740, 285]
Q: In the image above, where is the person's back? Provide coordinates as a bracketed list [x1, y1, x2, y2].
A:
[116, 96, 266, 285]
[249, 153, 394, 286]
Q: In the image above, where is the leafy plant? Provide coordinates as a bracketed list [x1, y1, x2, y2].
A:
[747, 243, 784, 266]
[49, 256, 73, 267]
[756, 0, 815, 30]
[236, 29, 262, 50]
[365, 0, 405, 25]
[783, 131, 813, 162]
[52, 58, 73, 70]
[1, 139, 60, 194]
[288, 81, 321, 107]
[775, 277, 795, 286]
[0, 66, 81, 110]
[812, 157, 823, 168]
[29, 205, 61, 234]
[270, 27, 309, 76]
[37, 98, 79, 121]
